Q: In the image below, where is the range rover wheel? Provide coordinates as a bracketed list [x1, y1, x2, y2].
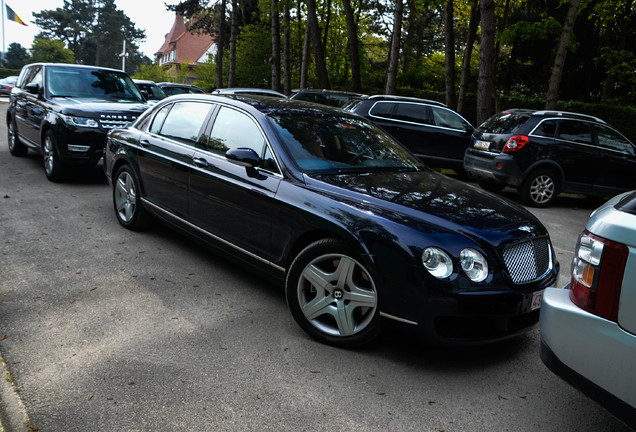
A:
[43, 130, 65, 182]
[8, 118, 27, 156]
[285, 238, 381, 347]
[113, 165, 149, 230]
[520, 169, 559, 207]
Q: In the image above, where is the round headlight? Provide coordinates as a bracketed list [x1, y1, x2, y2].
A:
[422, 247, 453, 279]
[460, 248, 488, 282]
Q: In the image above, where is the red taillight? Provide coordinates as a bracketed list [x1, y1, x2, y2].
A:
[570, 230, 628, 322]
[502, 135, 529, 152]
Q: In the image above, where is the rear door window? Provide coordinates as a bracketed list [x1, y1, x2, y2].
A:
[392, 103, 432, 124]
[558, 120, 592, 144]
[156, 102, 214, 146]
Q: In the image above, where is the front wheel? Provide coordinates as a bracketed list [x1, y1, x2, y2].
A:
[285, 239, 381, 347]
[42, 130, 65, 182]
[113, 165, 149, 230]
[520, 169, 559, 207]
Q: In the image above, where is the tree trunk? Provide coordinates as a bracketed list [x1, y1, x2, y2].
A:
[215, 0, 226, 89]
[271, 0, 281, 92]
[228, 0, 238, 87]
[283, 2, 291, 95]
[300, 23, 310, 88]
[457, 0, 479, 115]
[545, 0, 581, 109]
[306, 0, 330, 88]
[322, 0, 332, 57]
[385, 0, 404, 95]
[342, 0, 362, 92]
[477, 0, 495, 125]
[444, 0, 456, 109]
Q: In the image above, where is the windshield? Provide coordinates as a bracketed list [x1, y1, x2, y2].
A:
[270, 113, 424, 173]
[46, 66, 143, 102]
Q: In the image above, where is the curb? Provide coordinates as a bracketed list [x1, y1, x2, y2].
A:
[0, 353, 29, 432]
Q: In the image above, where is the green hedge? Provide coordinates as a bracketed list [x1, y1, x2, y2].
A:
[0, 68, 21, 79]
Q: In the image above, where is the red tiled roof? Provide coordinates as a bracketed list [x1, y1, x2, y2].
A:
[156, 12, 214, 65]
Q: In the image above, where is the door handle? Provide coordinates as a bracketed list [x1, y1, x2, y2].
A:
[192, 157, 209, 168]
[139, 139, 151, 148]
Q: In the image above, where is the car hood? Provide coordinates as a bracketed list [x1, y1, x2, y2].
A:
[53, 97, 149, 117]
[307, 169, 547, 248]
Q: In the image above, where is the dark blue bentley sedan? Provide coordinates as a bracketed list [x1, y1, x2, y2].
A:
[104, 94, 559, 347]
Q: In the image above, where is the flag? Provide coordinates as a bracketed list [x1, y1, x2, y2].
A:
[5, 4, 27, 26]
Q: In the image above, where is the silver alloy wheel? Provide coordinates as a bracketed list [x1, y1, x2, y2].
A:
[529, 174, 555, 205]
[296, 253, 377, 337]
[8, 121, 15, 152]
[43, 134, 56, 176]
[115, 171, 137, 223]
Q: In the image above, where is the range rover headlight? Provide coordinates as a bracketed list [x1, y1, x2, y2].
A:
[460, 248, 488, 282]
[422, 247, 453, 279]
[61, 114, 99, 128]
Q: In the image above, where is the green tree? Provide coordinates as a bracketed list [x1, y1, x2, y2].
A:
[2, 43, 29, 69]
[33, 0, 145, 70]
[29, 38, 75, 64]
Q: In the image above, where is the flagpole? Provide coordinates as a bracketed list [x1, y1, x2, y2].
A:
[2, 0, 5, 63]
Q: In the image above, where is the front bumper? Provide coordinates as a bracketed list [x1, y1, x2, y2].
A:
[540, 286, 636, 427]
[53, 124, 107, 167]
[463, 148, 524, 187]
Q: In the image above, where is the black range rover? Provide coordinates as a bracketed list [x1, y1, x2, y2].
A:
[7, 63, 149, 181]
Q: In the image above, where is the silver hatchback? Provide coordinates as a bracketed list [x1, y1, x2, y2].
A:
[540, 191, 636, 428]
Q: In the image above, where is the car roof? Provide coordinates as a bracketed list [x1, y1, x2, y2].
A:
[357, 94, 448, 107]
[158, 93, 358, 118]
[133, 79, 157, 85]
[24, 63, 127, 74]
[292, 89, 366, 96]
[503, 108, 606, 124]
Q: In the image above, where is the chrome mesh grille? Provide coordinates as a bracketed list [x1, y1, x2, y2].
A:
[502, 237, 551, 284]
[99, 119, 131, 129]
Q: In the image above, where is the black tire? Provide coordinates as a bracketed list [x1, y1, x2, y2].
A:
[478, 179, 506, 193]
[113, 165, 149, 230]
[285, 238, 382, 347]
[8, 118, 28, 156]
[42, 130, 65, 182]
[520, 169, 559, 207]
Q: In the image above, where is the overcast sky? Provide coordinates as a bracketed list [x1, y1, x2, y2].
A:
[2, 0, 180, 58]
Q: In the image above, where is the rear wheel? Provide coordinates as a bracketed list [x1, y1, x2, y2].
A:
[43, 130, 65, 182]
[113, 165, 149, 230]
[285, 238, 381, 347]
[520, 169, 559, 207]
[8, 118, 27, 156]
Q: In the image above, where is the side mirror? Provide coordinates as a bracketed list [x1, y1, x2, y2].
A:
[140, 90, 149, 101]
[226, 148, 262, 178]
[25, 82, 40, 95]
[226, 148, 261, 168]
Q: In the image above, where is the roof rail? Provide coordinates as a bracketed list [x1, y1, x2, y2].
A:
[532, 110, 606, 124]
[368, 94, 447, 107]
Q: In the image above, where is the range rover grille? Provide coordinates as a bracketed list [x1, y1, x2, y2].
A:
[99, 119, 134, 129]
[502, 237, 552, 284]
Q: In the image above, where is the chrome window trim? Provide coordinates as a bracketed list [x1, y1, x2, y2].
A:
[367, 100, 471, 133]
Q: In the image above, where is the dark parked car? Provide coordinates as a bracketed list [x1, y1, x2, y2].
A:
[291, 89, 366, 107]
[345, 95, 474, 174]
[464, 109, 636, 207]
[133, 79, 167, 105]
[0, 75, 18, 96]
[104, 94, 559, 348]
[7, 63, 148, 181]
[156, 82, 205, 96]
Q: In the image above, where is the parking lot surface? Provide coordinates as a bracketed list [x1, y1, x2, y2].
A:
[0, 103, 631, 431]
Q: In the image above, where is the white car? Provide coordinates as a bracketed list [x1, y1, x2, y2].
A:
[541, 191, 636, 429]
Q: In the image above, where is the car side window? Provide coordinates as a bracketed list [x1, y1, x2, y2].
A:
[431, 106, 470, 130]
[558, 120, 592, 144]
[369, 102, 394, 119]
[393, 103, 432, 125]
[533, 120, 557, 138]
[149, 104, 172, 135]
[21, 66, 42, 88]
[156, 102, 213, 146]
[208, 106, 267, 156]
[596, 125, 635, 155]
